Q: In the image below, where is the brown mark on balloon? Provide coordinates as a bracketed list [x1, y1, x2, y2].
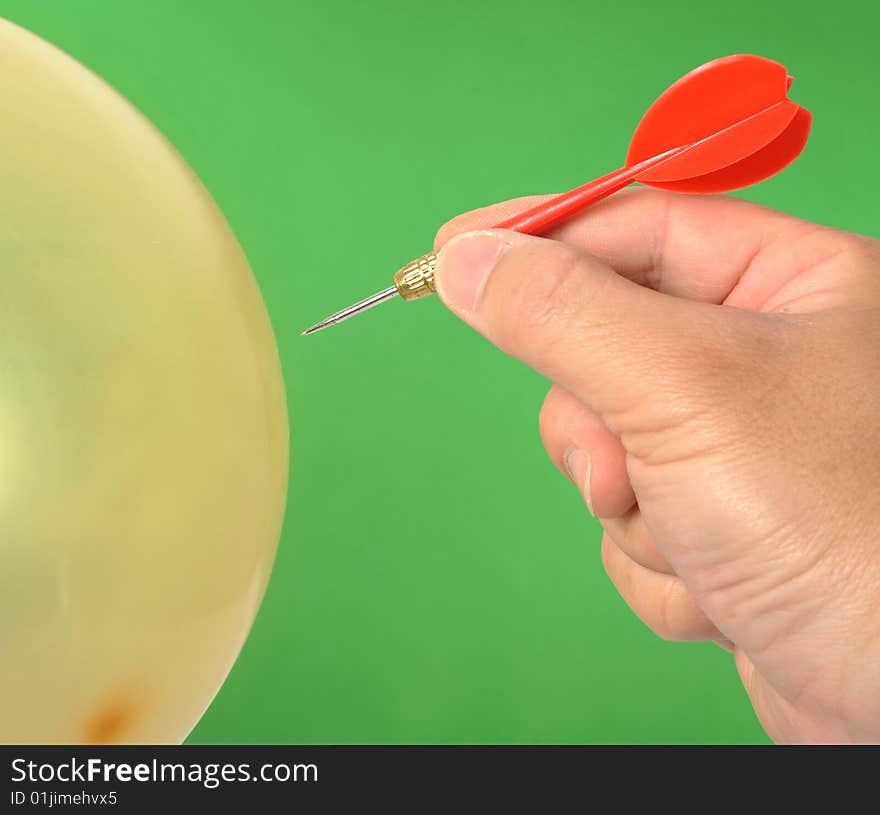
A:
[83, 692, 142, 744]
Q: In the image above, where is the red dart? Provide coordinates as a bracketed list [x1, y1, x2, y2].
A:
[303, 54, 812, 335]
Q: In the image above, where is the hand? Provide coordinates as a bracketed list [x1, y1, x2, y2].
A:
[433, 189, 880, 744]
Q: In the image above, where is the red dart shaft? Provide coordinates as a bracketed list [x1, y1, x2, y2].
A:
[493, 146, 689, 234]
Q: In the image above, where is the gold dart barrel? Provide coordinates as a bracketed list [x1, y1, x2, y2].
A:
[393, 250, 438, 301]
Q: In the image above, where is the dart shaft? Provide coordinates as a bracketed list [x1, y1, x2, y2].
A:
[494, 146, 688, 235]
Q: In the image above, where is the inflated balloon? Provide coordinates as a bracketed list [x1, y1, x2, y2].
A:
[0, 20, 288, 743]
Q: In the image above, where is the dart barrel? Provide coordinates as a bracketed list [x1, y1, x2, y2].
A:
[393, 251, 438, 301]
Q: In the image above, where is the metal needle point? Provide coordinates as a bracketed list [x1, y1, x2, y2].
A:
[301, 285, 400, 336]
[301, 250, 439, 336]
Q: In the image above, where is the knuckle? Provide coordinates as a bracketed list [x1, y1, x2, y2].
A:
[601, 536, 688, 643]
[537, 395, 556, 452]
[537, 385, 565, 445]
[656, 579, 713, 643]
[600, 536, 615, 574]
[619, 516, 638, 556]
[839, 234, 880, 294]
[641, 586, 686, 643]
[654, 583, 681, 642]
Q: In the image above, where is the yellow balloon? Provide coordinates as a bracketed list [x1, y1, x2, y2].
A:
[0, 20, 288, 743]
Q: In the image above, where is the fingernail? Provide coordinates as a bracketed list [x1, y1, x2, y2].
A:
[564, 446, 594, 516]
[435, 231, 508, 314]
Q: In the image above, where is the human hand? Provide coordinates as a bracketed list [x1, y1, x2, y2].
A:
[433, 189, 880, 744]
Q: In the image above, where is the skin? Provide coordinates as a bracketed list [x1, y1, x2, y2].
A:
[431, 188, 880, 744]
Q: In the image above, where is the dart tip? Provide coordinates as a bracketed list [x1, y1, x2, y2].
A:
[301, 285, 401, 337]
[300, 321, 334, 336]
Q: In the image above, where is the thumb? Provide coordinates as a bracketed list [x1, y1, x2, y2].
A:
[434, 228, 740, 429]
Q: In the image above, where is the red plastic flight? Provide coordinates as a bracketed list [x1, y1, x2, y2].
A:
[495, 54, 812, 234]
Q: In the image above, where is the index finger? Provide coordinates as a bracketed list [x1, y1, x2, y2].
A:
[434, 187, 813, 306]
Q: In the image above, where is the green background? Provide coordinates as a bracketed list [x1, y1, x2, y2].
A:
[3, 0, 877, 744]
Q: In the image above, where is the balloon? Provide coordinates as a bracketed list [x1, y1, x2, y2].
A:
[0, 20, 288, 743]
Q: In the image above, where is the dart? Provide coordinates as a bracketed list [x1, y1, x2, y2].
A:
[302, 54, 812, 336]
